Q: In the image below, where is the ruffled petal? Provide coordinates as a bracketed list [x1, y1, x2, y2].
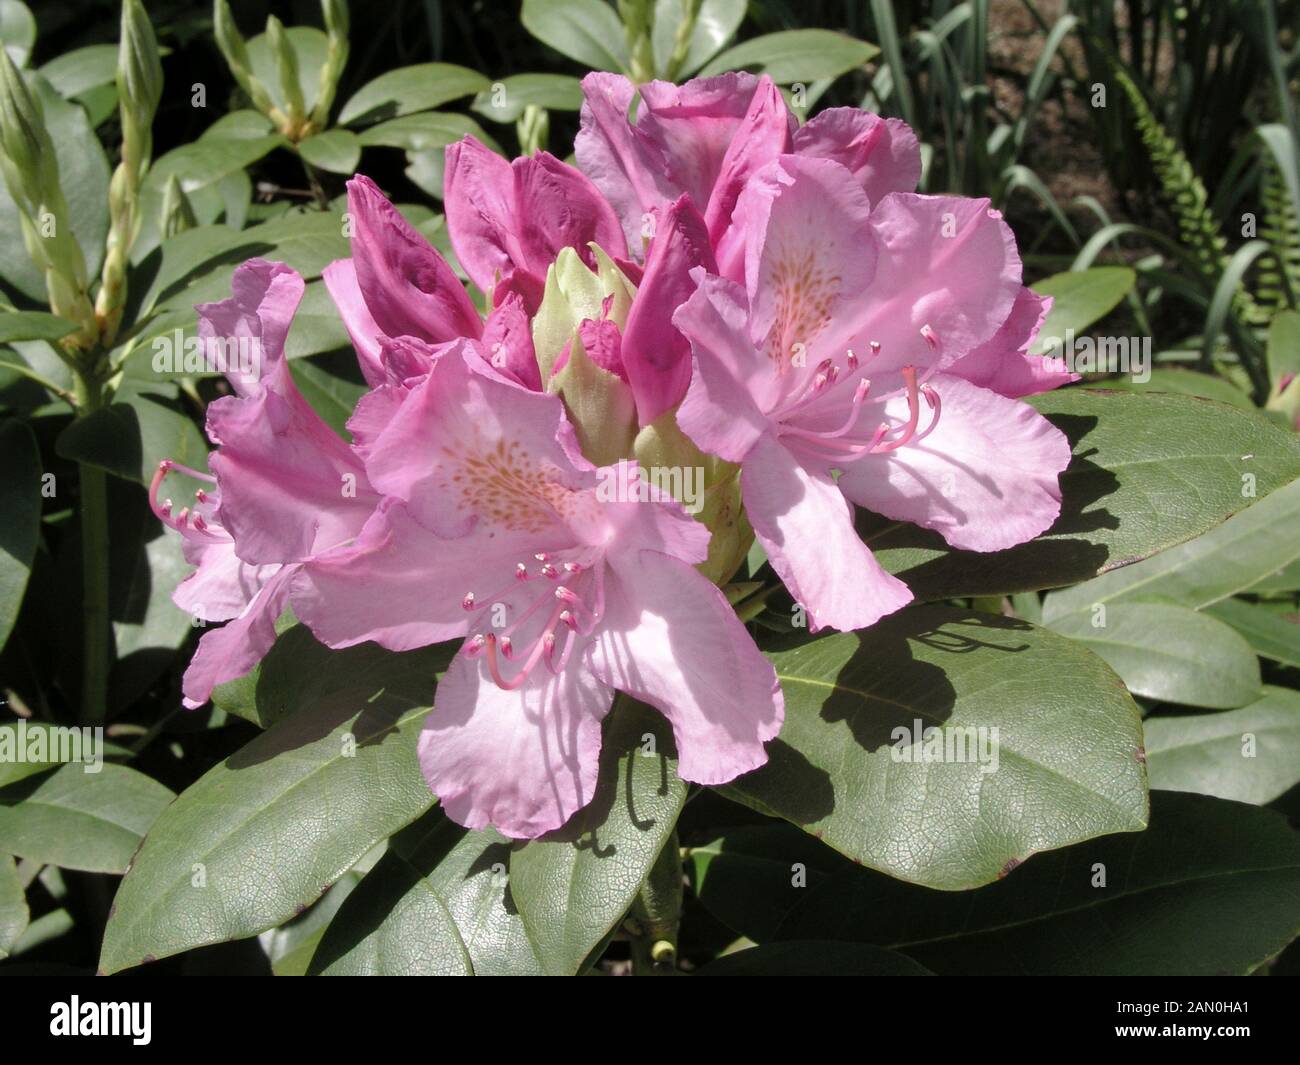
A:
[837, 373, 1072, 552]
[589, 553, 783, 784]
[418, 647, 614, 837]
[181, 565, 292, 709]
[792, 108, 921, 205]
[742, 431, 912, 632]
[946, 288, 1077, 397]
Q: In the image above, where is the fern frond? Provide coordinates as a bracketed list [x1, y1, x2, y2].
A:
[1256, 155, 1300, 312]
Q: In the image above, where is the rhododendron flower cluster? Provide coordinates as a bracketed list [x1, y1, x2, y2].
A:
[157, 71, 1071, 839]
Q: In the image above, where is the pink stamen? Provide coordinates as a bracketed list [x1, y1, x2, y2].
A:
[920, 324, 938, 350]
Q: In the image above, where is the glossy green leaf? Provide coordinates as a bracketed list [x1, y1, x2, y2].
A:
[697, 940, 932, 976]
[1028, 266, 1136, 355]
[723, 606, 1148, 890]
[339, 63, 490, 126]
[99, 649, 443, 973]
[0, 763, 174, 874]
[38, 42, 118, 98]
[774, 792, 1300, 975]
[471, 73, 582, 123]
[0, 313, 78, 345]
[521, 0, 629, 73]
[1204, 598, 1300, 668]
[0, 852, 26, 958]
[1144, 688, 1300, 805]
[298, 129, 362, 175]
[0, 722, 128, 789]
[507, 697, 688, 975]
[864, 391, 1300, 600]
[653, 0, 746, 78]
[699, 29, 878, 82]
[356, 111, 494, 151]
[1043, 476, 1300, 621]
[1104, 367, 1254, 408]
[55, 394, 208, 485]
[1046, 602, 1261, 709]
[310, 810, 541, 976]
[0, 420, 41, 652]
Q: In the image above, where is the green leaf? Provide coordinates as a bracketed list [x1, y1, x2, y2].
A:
[0, 764, 174, 874]
[697, 940, 933, 976]
[1043, 476, 1300, 621]
[148, 135, 286, 197]
[863, 391, 1300, 600]
[356, 111, 495, 152]
[0, 312, 78, 344]
[339, 63, 490, 127]
[291, 359, 366, 439]
[0, 722, 129, 789]
[1103, 367, 1254, 409]
[0, 420, 40, 652]
[1144, 687, 1300, 805]
[99, 650, 444, 973]
[471, 73, 583, 123]
[55, 394, 208, 485]
[723, 606, 1148, 890]
[298, 129, 361, 175]
[687, 823, 858, 943]
[38, 43, 118, 99]
[774, 791, 1300, 975]
[699, 29, 878, 82]
[521, 0, 630, 73]
[309, 810, 540, 975]
[507, 697, 688, 975]
[261, 870, 362, 976]
[653, 0, 746, 78]
[0, 852, 27, 958]
[1045, 602, 1261, 709]
[1204, 598, 1300, 668]
[1028, 266, 1136, 355]
[1266, 309, 1300, 393]
[212, 620, 455, 731]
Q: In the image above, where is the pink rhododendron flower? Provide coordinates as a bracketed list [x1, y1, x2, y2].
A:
[153, 259, 379, 708]
[673, 154, 1073, 632]
[576, 71, 920, 258]
[289, 342, 783, 838]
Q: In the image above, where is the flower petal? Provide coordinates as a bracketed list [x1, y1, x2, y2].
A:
[837, 373, 1072, 551]
[946, 288, 1077, 397]
[172, 538, 280, 622]
[419, 647, 614, 838]
[620, 195, 717, 425]
[443, 136, 522, 297]
[181, 565, 291, 709]
[839, 193, 1022, 377]
[742, 431, 912, 631]
[703, 74, 794, 242]
[347, 174, 482, 343]
[589, 553, 783, 785]
[200, 261, 377, 564]
[481, 290, 542, 390]
[792, 108, 920, 205]
[513, 150, 628, 273]
[576, 72, 674, 252]
[674, 271, 773, 462]
[321, 258, 386, 387]
[289, 499, 488, 651]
